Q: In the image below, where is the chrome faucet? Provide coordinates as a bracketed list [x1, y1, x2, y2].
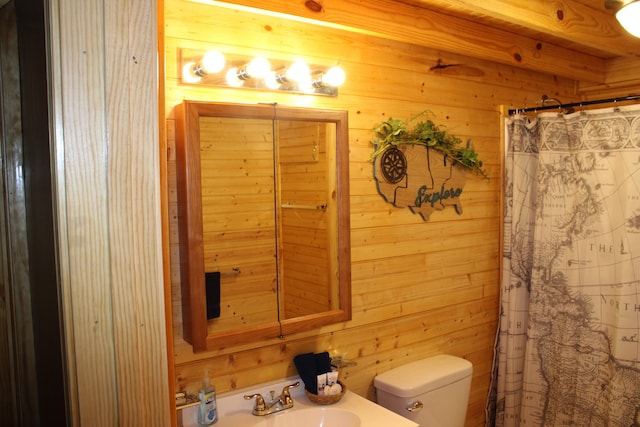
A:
[244, 381, 300, 416]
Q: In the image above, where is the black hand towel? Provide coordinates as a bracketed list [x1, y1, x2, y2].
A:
[205, 272, 221, 319]
[315, 352, 332, 375]
[294, 353, 317, 393]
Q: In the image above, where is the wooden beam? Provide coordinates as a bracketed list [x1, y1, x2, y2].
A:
[579, 56, 640, 94]
[200, 0, 606, 83]
[406, 0, 640, 57]
[606, 56, 640, 85]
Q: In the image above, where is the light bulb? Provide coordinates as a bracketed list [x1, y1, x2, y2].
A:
[297, 75, 315, 94]
[322, 66, 345, 87]
[245, 57, 271, 79]
[285, 61, 310, 82]
[200, 50, 225, 74]
[264, 71, 281, 90]
[182, 61, 202, 83]
[616, 2, 640, 38]
[225, 67, 244, 87]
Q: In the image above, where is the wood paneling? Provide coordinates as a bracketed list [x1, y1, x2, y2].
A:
[49, 0, 170, 425]
[163, 1, 582, 425]
[216, 0, 640, 88]
[404, 0, 638, 57]
[207, 0, 605, 82]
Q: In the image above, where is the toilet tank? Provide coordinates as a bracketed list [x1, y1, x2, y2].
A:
[374, 355, 473, 427]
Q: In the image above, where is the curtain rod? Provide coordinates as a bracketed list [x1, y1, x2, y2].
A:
[508, 95, 640, 115]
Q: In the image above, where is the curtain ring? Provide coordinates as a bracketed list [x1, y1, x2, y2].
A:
[579, 102, 586, 115]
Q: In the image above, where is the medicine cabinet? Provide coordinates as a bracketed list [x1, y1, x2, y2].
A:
[175, 101, 351, 352]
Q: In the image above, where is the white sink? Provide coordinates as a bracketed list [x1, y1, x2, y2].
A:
[179, 376, 417, 427]
[251, 408, 360, 427]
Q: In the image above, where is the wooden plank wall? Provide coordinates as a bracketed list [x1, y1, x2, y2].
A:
[164, 0, 581, 425]
[49, 0, 171, 425]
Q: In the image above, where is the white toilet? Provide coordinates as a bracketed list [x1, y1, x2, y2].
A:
[374, 354, 473, 427]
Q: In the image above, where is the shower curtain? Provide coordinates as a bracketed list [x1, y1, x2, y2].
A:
[488, 104, 640, 427]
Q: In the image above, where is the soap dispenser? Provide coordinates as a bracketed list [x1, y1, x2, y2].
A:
[197, 377, 217, 425]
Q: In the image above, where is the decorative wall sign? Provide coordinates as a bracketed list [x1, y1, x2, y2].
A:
[374, 144, 466, 221]
[370, 113, 487, 221]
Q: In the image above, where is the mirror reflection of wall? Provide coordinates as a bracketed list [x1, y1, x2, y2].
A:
[199, 118, 338, 330]
[200, 116, 278, 333]
[277, 120, 338, 320]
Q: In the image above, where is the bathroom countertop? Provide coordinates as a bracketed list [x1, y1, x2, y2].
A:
[179, 376, 418, 427]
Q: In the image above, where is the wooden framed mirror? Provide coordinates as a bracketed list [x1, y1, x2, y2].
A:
[175, 101, 351, 352]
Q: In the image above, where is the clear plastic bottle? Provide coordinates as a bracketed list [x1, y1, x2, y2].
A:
[197, 377, 217, 425]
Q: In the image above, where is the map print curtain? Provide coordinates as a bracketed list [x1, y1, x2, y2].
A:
[489, 105, 640, 426]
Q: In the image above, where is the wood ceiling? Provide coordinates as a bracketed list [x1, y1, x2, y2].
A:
[220, 0, 640, 91]
[401, 0, 637, 59]
[397, 0, 640, 89]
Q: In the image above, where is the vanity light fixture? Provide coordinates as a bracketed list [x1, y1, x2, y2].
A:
[182, 50, 226, 83]
[268, 61, 314, 92]
[606, 0, 640, 38]
[194, 50, 226, 76]
[180, 48, 346, 96]
[225, 57, 271, 87]
[236, 57, 271, 81]
[312, 66, 346, 89]
[225, 67, 245, 87]
[274, 61, 311, 85]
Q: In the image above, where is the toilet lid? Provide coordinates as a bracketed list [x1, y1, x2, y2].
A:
[374, 355, 472, 397]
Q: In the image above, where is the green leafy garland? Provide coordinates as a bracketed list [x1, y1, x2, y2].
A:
[370, 112, 488, 178]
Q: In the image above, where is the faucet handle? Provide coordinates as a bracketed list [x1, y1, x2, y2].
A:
[280, 381, 300, 405]
[244, 393, 266, 412]
[282, 381, 300, 394]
